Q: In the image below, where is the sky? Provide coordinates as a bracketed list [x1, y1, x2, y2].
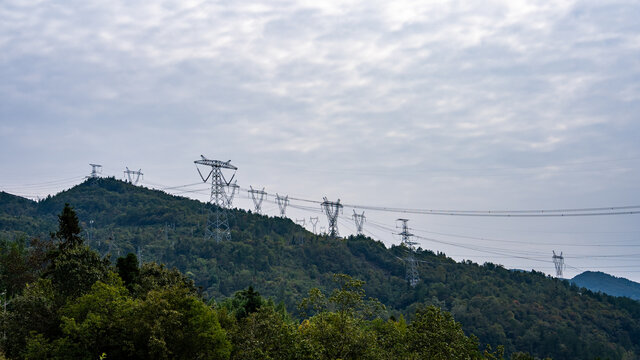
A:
[1, 0, 639, 280]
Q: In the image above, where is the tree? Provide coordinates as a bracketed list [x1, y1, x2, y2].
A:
[297, 274, 384, 360]
[230, 306, 314, 360]
[131, 286, 231, 359]
[116, 253, 140, 291]
[407, 305, 483, 360]
[222, 286, 266, 321]
[2, 279, 59, 358]
[46, 244, 111, 299]
[53, 203, 83, 250]
[25, 274, 135, 359]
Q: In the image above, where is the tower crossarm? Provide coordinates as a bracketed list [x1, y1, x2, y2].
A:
[194, 155, 238, 170]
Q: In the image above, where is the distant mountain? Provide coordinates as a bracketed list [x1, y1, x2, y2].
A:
[572, 271, 640, 300]
[2, 178, 640, 360]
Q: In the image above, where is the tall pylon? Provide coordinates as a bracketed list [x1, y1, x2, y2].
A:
[321, 197, 343, 238]
[194, 155, 237, 242]
[397, 218, 419, 287]
[87, 164, 102, 179]
[124, 167, 143, 185]
[276, 194, 289, 217]
[309, 217, 319, 234]
[248, 186, 267, 214]
[294, 219, 306, 245]
[227, 181, 239, 208]
[552, 251, 565, 278]
[352, 210, 366, 235]
[137, 245, 143, 267]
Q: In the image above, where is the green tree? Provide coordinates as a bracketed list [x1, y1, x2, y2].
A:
[297, 274, 384, 360]
[407, 305, 483, 360]
[2, 279, 60, 358]
[130, 286, 231, 359]
[221, 286, 266, 321]
[230, 306, 314, 360]
[116, 253, 140, 291]
[46, 244, 111, 299]
[53, 203, 83, 250]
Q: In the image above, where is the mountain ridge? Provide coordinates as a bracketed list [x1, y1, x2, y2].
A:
[572, 271, 640, 301]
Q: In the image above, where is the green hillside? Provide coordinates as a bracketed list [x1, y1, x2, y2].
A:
[1, 178, 640, 359]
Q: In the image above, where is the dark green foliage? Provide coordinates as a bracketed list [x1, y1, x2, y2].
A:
[221, 286, 265, 320]
[116, 253, 140, 290]
[53, 204, 82, 250]
[46, 244, 111, 299]
[407, 305, 483, 359]
[0, 237, 51, 298]
[2, 279, 60, 358]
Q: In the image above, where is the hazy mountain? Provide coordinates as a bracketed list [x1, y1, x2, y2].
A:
[572, 271, 640, 301]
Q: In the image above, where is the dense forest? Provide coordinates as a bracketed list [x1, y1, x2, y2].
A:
[0, 204, 513, 359]
[1, 178, 639, 359]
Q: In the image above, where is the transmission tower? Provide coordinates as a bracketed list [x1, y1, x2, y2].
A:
[276, 193, 289, 217]
[309, 217, 319, 234]
[87, 164, 102, 179]
[352, 210, 366, 235]
[227, 181, 240, 207]
[552, 251, 565, 278]
[194, 155, 237, 242]
[124, 167, 143, 185]
[397, 219, 420, 287]
[321, 197, 343, 238]
[87, 220, 94, 246]
[296, 218, 306, 227]
[137, 245, 143, 267]
[248, 186, 267, 214]
[320, 226, 326, 235]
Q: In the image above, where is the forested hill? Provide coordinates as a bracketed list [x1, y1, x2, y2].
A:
[2, 178, 640, 360]
[572, 271, 640, 301]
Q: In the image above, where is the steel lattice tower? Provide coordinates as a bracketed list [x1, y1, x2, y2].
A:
[227, 181, 239, 207]
[87, 164, 102, 179]
[194, 155, 237, 242]
[309, 217, 319, 234]
[397, 218, 420, 287]
[124, 167, 143, 185]
[276, 194, 289, 217]
[248, 186, 267, 214]
[352, 210, 366, 235]
[552, 251, 565, 278]
[321, 197, 343, 238]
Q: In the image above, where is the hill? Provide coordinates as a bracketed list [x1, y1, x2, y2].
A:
[2, 178, 640, 359]
[572, 271, 640, 301]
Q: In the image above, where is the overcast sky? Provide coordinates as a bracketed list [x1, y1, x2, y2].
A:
[1, 0, 639, 281]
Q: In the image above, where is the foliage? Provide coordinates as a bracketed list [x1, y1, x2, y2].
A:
[407, 305, 483, 359]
